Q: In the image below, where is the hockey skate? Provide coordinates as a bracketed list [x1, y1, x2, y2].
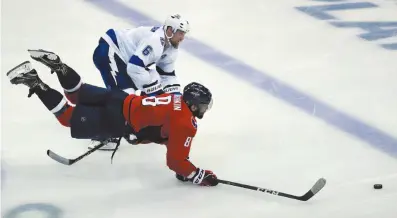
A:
[88, 134, 138, 151]
[28, 49, 67, 74]
[88, 138, 121, 151]
[7, 61, 48, 97]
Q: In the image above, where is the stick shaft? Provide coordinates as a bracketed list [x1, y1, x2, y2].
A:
[217, 179, 304, 201]
[47, 141, 106, 165]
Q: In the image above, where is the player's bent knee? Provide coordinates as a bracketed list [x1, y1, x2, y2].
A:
[64, 90, 80, 105]
[56, 106, 74, 127]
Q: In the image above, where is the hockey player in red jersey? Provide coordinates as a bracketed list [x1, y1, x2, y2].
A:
[6, 49, 218, 187]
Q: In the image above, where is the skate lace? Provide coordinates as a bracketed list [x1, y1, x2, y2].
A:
[110, 137, 122, 164]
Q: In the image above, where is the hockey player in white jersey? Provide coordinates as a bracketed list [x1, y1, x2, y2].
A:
[92, 14, 189, 96]
[90, 14, 190, 150]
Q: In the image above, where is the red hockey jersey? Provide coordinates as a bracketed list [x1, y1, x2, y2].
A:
[123, 93, 198, 177]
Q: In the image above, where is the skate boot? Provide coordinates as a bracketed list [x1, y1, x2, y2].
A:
[88, 137, 123, 163]
[7, 61, 48, 97]
[88, 134, 139, 151]
[28, 49, 67, 74]
[88, 138, 122, 151]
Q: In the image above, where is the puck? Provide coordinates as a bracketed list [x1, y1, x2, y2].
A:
[374, 184, 382, 189]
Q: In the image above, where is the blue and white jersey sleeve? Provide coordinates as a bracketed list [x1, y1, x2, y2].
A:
[127, 36, 164, 95]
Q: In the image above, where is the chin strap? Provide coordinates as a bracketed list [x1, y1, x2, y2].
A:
[164, 26, 175, 46]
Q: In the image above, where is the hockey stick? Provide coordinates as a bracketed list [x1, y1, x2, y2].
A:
[47, 141, 107, 165]
[218, 178, 326, 201]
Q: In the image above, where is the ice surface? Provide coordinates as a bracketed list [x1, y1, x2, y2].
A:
[2, 0, 397, 217]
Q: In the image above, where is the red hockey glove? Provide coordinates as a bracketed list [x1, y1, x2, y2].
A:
[190, 168, 218, 186]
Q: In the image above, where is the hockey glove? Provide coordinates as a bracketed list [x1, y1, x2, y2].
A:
[123, 134, 140, 145]
[190, 168, 218, 186]
[142, 81, 164, 96]
[163, 84, 181, 94]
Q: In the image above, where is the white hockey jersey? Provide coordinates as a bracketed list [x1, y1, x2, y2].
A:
[102, 26, 180, 94]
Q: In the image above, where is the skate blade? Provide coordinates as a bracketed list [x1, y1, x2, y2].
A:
[6, 61, 32, 81]
[88, 146, 116, 151]
[28, 49, 58, 61]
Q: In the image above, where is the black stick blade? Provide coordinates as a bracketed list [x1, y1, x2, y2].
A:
[299, 178, 326, 201]
[47, 150, 72, 165]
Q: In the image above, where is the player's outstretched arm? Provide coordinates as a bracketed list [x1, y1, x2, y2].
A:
[166, 124, 218, 187]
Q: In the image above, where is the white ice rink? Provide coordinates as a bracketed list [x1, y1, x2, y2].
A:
[2, 0, 397, 217]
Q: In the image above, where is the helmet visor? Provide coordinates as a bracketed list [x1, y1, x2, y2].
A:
[198, 98, 213, 114]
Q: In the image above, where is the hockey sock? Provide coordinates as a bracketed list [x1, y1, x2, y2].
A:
[34, 85, 68, 116]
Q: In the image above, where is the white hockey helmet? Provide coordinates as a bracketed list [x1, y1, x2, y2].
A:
[164, 14, 190, 34]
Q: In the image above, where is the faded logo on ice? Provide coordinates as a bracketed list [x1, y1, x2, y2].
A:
[3, 203, 63, 218]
